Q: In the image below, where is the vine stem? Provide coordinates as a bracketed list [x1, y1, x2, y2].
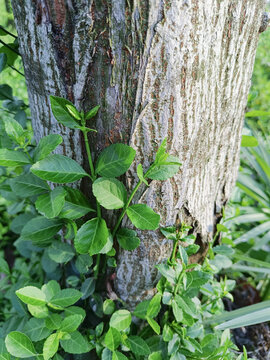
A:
[82, 127, 101, 218]
[112, 179, 142, 238]
[111, 162, 155, 238]
[81, 118, 102, 279]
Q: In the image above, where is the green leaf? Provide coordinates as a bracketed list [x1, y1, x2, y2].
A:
[178, 246, 188, 266]
[103, 299, 116, 315]
[96, 144, 136, 178]
[0, 44, 18, 67]
[162, 324, 174, 342]
[186, 271, 212, 288]
[104, 328, 121, 351]
[50, 96, 81, 129]
[28, 304, 49, 318]
[66, 104, 81, 120]
[0, 257, 9, 275]
[241, 135, 258, 147]
[146, 155, 181, 180]
[35, 187, 66, 218]
[147, 293, 162, 318]
[85, 105, 100, 120]
[3, 118, 24, 144]
[205, 300, 270, 325]
[31, 154, 89, 183]
[155, 138, 168, 163]
[16, 286, 47, 306]
[93, 178, 127, 209]
[74, 218, 109, 256]
[60, 315, 83, 333]
[0, 53, 7, 72]
[45, 314, 62, 330]
[172, 300, 183, 322]
[234, 221, 270, 245]
[34, 134, 63, 162]
[59, 187, 95, 219]
[10, 173, 50, 198]
[216, 224, 229, 232]
[213, 245, 234, 256]
[245, 110, 270, 117]
[48, 241, 75, 263]
[137, 164, 149, 186]
[101, 348, 112, 360]
[10, 213, 35, 234]
[25, 318, 51, 341]
[175, 295, 198, 318]
[133, 300, 150, 319]
[21, 217, 63, 246]
[43, 333, 59, 360]
[64, 306, 86, 320]
[146, 317, 160, 335]
[156, 263, 176, 284]
[126, 204, 160, 230]
[116, 228, 140, 250]
[148, 352, 162, 360]
[0, 338, 10, 360]
[60, 331, 93, 354]
[75, 254, 93, 274]
[127, 336, 150, 356]
[215, 307, 270, 330]
[42, 280, 61, 302]
[0, 149, 31, 167]
[81, 277, 96, 299]
[0, 84, 13, 100]
[109, 310, 132, 331]
[49, 289, 82, 308]
[112, 351, 129, 360]
[5, 332, 37, 358]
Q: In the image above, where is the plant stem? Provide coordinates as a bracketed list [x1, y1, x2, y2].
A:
[112, 179, 142, 237]
[170, 240, 179, 263]
[82, 129, 101, 218]
[24, 150, 33, 163]
[83, 130, 95, 181]
[0, 26, 17, 38]
[94, 254, 101, 280]
[0, 39, 20, 55]
[8, 64, 24, 76]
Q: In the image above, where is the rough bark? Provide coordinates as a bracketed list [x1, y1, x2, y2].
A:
[12, 0, 266, 306]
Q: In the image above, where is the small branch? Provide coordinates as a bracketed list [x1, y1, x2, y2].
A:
[0, 39, 20, 55]
[0, 26, 17, 39]
[8, 64, 25, 77]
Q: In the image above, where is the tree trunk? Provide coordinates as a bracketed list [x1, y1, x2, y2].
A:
[12, 0, 266, 306]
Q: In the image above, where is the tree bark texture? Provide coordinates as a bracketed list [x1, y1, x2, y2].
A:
[12, 0, 266, 306]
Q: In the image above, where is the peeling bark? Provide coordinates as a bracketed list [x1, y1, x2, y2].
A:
[12, 0, 266, 307]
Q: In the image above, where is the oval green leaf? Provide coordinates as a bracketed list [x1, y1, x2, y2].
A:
[33, 134, 63, 161]
[93, 178, 127, 210]
[74, 218, 109, 256]
[0, 149, 31, 167]
[109, 310, 132, 331]
[21, 216, 63, 247]
[16, 286, 47, 306]
[35, 187, 66, 218]
[5, 332, 36, 358]
[96, 144, 136, 178]
[126, 204, 160, 230]
[50, 96, 81, 129]
[116, 228, 140, 250]
[31, 154, 89, 183]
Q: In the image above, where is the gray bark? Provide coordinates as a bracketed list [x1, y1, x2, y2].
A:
[12, 0, 266, 306]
